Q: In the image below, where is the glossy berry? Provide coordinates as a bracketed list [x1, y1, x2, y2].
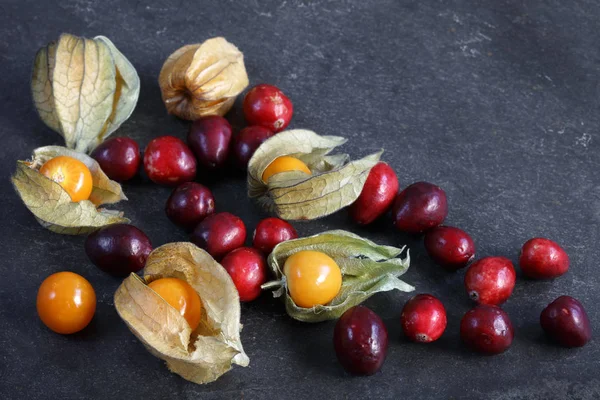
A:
[232, 126, 274, 168]
[148, 277, 202, 330]
[334, 306, 388, 375]
[520, 238, 569, 279]
[190, 212, 246, 260]
[143, 136, 196, 186]
[221, 247, 267, 302]
[165, 182, 215, 231]
[460, 305, 514, 354]
[349, 162, 399, 225]
[540, 296, 592, 347]
[401, 294, 447, 343]
[284, 250, 341, 308]
[39, 156, 93, 202]
[464, 257, 516, 305]
[424, 226, 476, 271]
[187, 116, 232, 170]
[392, 182, 448, 234]
[262, 156, 311, 183]
[253, 217, 298, 255]
[243, 84, 293, 132]
[91, 137, 140, 182]
[85, 224, 153, 277]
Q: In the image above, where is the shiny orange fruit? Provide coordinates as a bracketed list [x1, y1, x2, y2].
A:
[39, 156, 93, 202]
[262, 156, 311, 183]
[148, 278, 202, 330]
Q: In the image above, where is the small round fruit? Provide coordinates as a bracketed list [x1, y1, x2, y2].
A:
[243, 84, 293, 132]
[253, 217, 298, 255]
[143, 136, 196, 186]
[460, 305, 514, 354]
[392, 182, 448, 234]
[401, 294, 447, 343]
[464, 257, 516, 305]
[187, 116, 232, 170]
[262, 156, 311, 183]
[190, 212, 247, 260]
[165, 182, 215, 231]
[424, 226, 476, 271]
[37, 272, 96, 334]
[221, 247, 267, 302]
[39, 156, 93, 202]
[90, 137, 140, 182]
[85, 224, 152, 277]
[349, 162, 399, 225]
[232, 126, 274, 168]
[334, 306, 388, 375]
[283, 250, 342, 308]
[520, 238, 569, 279]
[540, 296, 591, 347]
[148, 277, 202, 330]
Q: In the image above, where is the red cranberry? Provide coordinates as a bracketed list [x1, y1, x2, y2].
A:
[252, 217, 298, 255]
[464, 257, 516, 305]
[165, 182, 215, 231]
[232, 126, 274, 169]
[460, 305, 514, 354]
[424, 226, 475, 271]
[187, 116, 232, 170]
[243, 84, 293, 132]
[143, 136, 196, 186]
[519, 238, 569, 279]
[190, 212, 246, 260]
[333, 306, 388, 375]
[401, 294, 447, 343]
[349, 162, 399, 225]
[392, 182, 448, 234]
[91, 137, 140, 182]
[221, 247, 267, 302]
[85, 224, 152, 277]
[540, 296, 592, 347]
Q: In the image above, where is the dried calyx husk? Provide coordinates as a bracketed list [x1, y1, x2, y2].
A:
[263, 230, 413, 322]
[11, 146, 128, 235]
[32, 33, 140, 154]
[114, 242, 249, 384]
[159, 37, 248, 120]
[247, 129, 382, 220]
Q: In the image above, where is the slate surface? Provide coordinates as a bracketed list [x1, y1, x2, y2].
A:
[1, 0, 599, 399]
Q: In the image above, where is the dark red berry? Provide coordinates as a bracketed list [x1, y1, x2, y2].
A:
[460, 305, 514, 354]
[243, 84, 293, 132]
[424, 226, 475, 271]
[520, 238, 569, 279]
[91, 137, 140, 182]
[401, 294, 447, 343]
[252, 217, 298, 255]
[187, 116, 232, 170]
[143, 136, 196, 186]
[540, 296, 592, 347]
[333, 306, 388, 375]
[464, 257, 516, 305]
[349, 162, 399, 225]
[392, 182, 448, 234]
[232, 126, 274, 168]
[165, 182, 215, 231]
[221, 247, 267, 302]
[190, 212, 246, 260]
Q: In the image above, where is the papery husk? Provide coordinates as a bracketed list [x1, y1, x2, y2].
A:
[32, 33, 140, 153]
[11, 146, 128, 235]
[247, 129, 382, 220]
[114, 242, 249, 384]
[158, 37, 248, 120]
[264, 230, 413, 323]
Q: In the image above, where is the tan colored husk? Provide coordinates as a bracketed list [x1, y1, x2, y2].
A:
[114, 243, 249, 384]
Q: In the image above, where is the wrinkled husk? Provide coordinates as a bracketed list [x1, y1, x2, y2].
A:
[32, 33, 140, 153]
[11, 146, 128, 235]
[158, 37, 248, 120]
[114, 243, 249, 384]
[247, 129, 382, 220]
[264, 230, 413, 322]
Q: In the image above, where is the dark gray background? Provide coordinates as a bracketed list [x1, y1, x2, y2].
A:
[1, 0, 599, 399]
